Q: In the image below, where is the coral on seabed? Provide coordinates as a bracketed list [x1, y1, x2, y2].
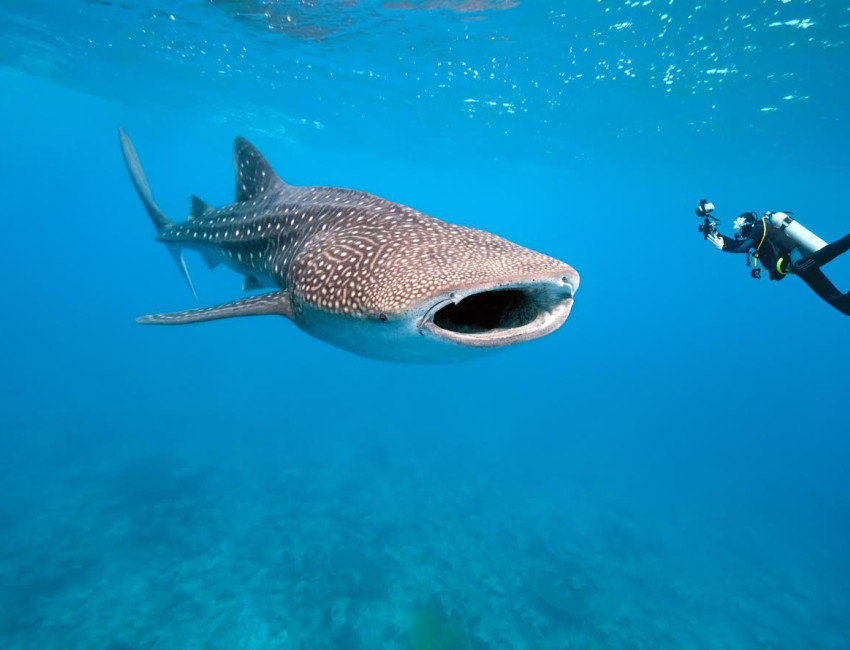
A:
[408, 601, 473, 650]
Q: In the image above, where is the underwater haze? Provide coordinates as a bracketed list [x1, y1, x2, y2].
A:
[1, 1, 849, 648]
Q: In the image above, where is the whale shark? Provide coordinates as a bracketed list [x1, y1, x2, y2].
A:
[120, 129, 579, 361]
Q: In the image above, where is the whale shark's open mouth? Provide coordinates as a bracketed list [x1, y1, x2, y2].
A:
[421, 277, 576, 347]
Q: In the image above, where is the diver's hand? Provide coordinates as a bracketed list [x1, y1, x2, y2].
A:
[707, 232, 724, 250]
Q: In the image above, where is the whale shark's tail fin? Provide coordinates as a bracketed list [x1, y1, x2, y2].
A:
[119, 128, 197, 299]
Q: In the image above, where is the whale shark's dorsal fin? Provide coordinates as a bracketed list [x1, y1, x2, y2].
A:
[233, 137, 286, 202]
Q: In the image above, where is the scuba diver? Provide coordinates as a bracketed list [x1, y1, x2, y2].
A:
[696, 200, 850, 315]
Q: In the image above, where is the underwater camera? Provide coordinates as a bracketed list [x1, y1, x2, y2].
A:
[696, 199, 720, 239]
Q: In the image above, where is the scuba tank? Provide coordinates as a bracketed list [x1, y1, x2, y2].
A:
[767, 211, 827, 256]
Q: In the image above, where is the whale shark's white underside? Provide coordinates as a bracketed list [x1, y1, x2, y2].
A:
[120, 129, 579, 362]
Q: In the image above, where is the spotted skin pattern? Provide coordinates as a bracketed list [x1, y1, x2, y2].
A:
[157, 138, 570, 319]
[121, 130, 579, 359]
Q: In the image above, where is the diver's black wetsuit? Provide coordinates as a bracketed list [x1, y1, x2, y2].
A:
[716, 221, 850, 314]
[714, 220, 795, 281]
[793, 234, 850, 315]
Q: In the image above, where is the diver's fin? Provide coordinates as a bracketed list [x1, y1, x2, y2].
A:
[137, 291, 292, 325]
[233, 137, 286, 202]
[189, 195, 213, 221]
[119, 127, 197, 298]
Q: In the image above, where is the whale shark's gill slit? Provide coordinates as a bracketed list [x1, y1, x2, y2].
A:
[432, 289, 545, 334]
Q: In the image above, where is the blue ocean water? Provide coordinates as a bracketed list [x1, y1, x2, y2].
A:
[1, 1, 849, 648]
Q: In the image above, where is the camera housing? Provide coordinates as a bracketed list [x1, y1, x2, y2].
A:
[696, 199, 719, 239]
[695, 199, 715, 217]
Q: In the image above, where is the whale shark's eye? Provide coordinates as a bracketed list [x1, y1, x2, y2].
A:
[379, 314, 388, 322]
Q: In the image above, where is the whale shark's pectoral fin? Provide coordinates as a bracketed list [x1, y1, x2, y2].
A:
[137, 291, 292, 325]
